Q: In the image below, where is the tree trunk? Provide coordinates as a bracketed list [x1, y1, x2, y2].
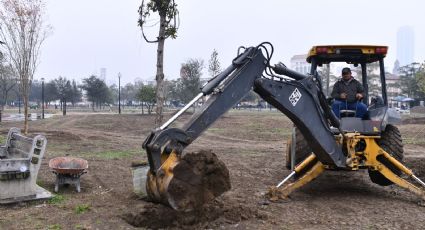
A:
[63, 99, 66, 116]
[23, 94, 29, 135]
[325, 64, 330, 96]
[141, 102, 144, 115]
[154, 15, 167, 127]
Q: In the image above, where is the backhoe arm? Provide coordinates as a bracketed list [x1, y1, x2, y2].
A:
[141, 43, 345, 210]
[143, 44, 345, 173]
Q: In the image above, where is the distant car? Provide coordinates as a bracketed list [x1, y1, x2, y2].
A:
[29, 104, 39, 109]
[395, 107, 410, 114]
[400, 109, 410, 114]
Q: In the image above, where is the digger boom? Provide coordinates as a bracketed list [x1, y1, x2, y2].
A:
[144, 44, 346, 174]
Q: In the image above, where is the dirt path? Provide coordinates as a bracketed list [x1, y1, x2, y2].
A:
[0, 112, 424, 229]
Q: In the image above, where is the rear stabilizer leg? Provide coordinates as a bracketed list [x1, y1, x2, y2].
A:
[268, 154, 325, 201]
[374, 150, 425, 201]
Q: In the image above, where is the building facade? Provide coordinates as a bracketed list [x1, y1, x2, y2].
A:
[396, 26, 414, 67]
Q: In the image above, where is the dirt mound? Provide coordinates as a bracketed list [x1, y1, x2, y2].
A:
[122, 199, 261, 229]
[411, 106, 425, 114]
[123, 150, 235, 228]
[403, 117, 425, 124]
[36, 130, 82, 141]
[166, 150, 231, 210]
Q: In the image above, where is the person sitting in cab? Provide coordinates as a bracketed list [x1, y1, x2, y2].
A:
[331, 67, 367, 119]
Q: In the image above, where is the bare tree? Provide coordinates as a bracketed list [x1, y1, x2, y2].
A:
[208, 49, 221, 78]
[0, 56, 16, 106]
[138, 0, 179, 127]
[0, 0, 50, 134]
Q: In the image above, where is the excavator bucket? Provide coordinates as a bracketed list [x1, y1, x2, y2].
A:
[146, 150, 231, 211]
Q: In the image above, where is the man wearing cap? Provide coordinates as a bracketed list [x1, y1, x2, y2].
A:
[331, 67, 367, 119]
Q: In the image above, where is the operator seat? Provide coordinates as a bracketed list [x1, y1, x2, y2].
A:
[340, 109, 356, 117]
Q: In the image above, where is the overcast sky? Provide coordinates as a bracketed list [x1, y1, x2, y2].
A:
[37, 0, 425, 85]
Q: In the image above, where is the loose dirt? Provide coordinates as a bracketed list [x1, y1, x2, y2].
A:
[124, 150, 231, 228]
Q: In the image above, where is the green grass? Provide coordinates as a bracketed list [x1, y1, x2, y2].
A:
[403, 138, 425, 145]
[36, 179, 45, 187]
[86, 150, 138, 159]
[74, 204, 90, 214]
[74, 224, 84, 230]
[48, 195, 66, 205]
[206, 128, 225, 133]
[47, 224, 62, 230]
[0, 135, 5, 144]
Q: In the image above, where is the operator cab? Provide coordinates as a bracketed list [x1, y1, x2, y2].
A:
[306, 45, 401, 134]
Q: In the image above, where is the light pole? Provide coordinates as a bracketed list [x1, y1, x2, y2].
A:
[41, 78, 45, 119]
[17, 80, 21, 114]
[118, 72, 121, 114]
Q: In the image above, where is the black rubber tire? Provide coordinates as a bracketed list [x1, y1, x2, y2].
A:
[285, 127, 313, 170]
[368, 124, 404, 186]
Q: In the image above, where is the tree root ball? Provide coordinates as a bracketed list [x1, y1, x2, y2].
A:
[167, 150, 231, 210]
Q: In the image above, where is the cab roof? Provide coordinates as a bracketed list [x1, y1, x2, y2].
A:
[307, 45, 388, 65]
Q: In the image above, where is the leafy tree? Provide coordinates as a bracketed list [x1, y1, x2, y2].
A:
[137, 85, 156, 114]
[399, 63, 425, 99]
[180, 59, 203, 103]
[81, 75, 112, 110]
[208, 49, 221, 78]
[138, 0, 180, 126]
[121, 83, 137, 106]
[70, 80, 82, 106]
[54, 77, 73, 116]
[318, 64, 338, 97]
[44, 80, 58, 105]
[0, 0, 51, 134]
[109, 84, 118, 104]
[418, 67, 425, 96]
[29, 80, 42, 103]
[241, 91, 259, 103]
[165, 78, 183, 106]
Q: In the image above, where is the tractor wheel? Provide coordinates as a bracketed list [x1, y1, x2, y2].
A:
[285, 127, 313, 170]
[368, 124, 404, 186]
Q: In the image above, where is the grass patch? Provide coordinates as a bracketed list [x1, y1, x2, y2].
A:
[206, 128, 225, 133]
[48, 195, 66, 205]
[87, 150, 137, 159]
[36, 179, 45, 187]
[403, 138, 425, 145]
[239, 149, 262, 155]
[74, 204, 90, 214]
[74, 224, 84, 230]
[0, 135, 5, 144]
[47, 224, 62, 230]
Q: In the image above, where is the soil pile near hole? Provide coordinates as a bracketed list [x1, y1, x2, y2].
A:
[123, 200, 261, 229]
[167, 150, 231, 210]
[123, 150, 237, 228]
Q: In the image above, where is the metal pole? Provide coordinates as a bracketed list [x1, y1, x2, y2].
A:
[291, 127, 296, 171]
[18, 95, 21, 114]
[118, 73, 121, 114]
[41, 78, 45, 119]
